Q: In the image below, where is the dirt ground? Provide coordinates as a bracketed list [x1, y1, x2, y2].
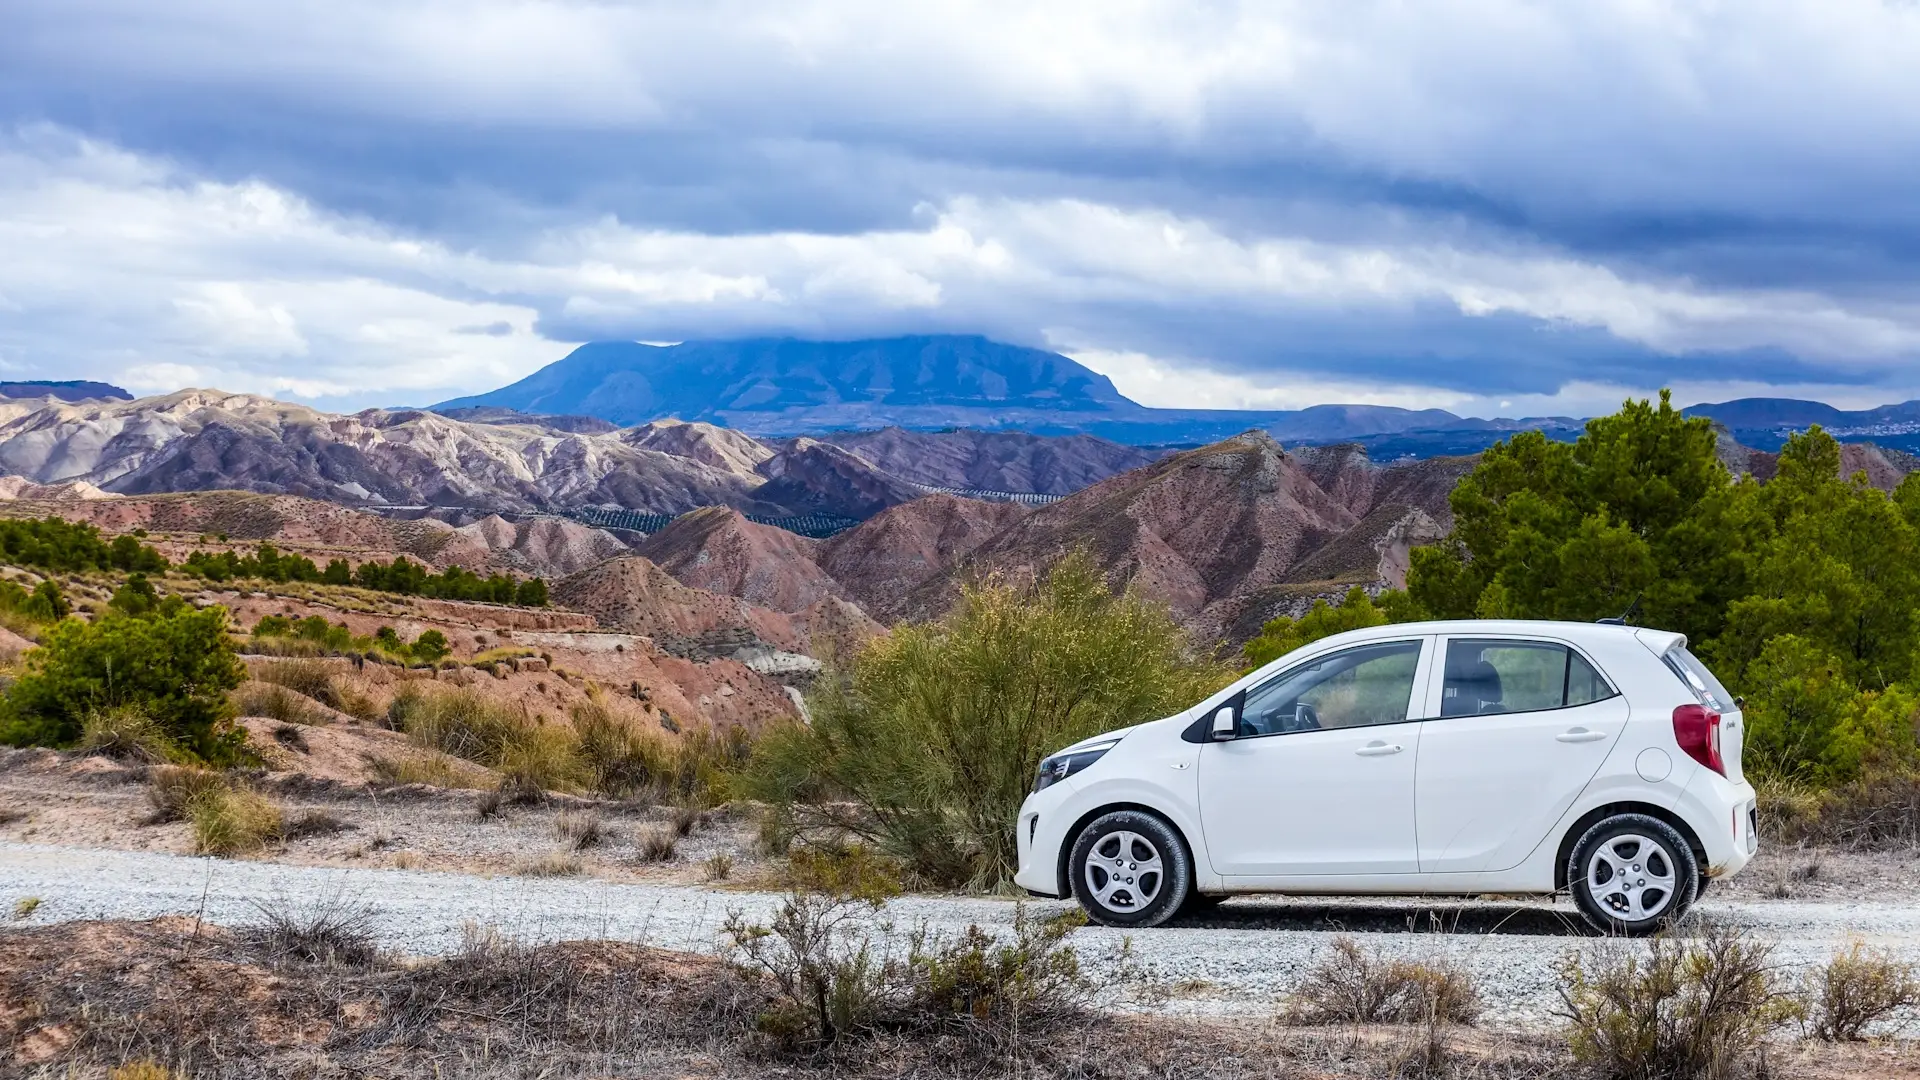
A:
[6, 917, 1918, 1079]
[0, 746, 782, 888]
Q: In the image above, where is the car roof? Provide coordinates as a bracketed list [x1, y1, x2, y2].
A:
[1309, 619, 1685, 655]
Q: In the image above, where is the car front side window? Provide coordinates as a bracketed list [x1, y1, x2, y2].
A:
[1240, 640, 1423, 736]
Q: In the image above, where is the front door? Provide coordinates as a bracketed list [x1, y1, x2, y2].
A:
[1415, 636, 1630, 873]
[1198, 637, 1431, 876]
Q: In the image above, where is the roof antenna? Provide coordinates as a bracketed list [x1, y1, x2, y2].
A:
[1596, 594, 1642, 626]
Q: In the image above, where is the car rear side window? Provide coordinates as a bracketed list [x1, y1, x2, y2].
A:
[1441, 638, 1618, 718]
[1663, 647, 1734, 713]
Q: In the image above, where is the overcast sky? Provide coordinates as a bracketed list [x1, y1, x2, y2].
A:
[6, 0, 1920, 416]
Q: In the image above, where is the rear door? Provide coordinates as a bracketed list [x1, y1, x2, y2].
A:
[1413, 636, 1629, 874]
[1199, 637, 1432, 876]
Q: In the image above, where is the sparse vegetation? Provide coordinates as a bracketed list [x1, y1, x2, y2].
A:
[723, 871, 1103, 1055]
[388, 682, 585, 793]
[366, 750, 490, 790]
[11, 896, 40, 920]
[1556, 925, 1799, 1080]
[755, 552, 1233, 889]
[1802, 940, 1920, 1041]
[705, 852, 735, 880]
[1285, 936, 1481, 1026]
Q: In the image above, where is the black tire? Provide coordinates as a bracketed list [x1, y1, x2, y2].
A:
[1567, 813, 1699, 936]
[1068, 810, 1191, 928]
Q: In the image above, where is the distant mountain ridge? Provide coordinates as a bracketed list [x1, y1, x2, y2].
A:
[0, 390, 1169, 519]
[0, 379, 131, 402]
[433, 335, 1583, 447]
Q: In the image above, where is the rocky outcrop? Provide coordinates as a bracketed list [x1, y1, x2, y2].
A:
[816, 494, 1030, 623]
[636, 507, 844, 613]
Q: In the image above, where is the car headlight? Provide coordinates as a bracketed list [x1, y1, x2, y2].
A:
[1033, 740, 1118, 793]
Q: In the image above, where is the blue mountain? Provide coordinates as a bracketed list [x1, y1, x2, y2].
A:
[434, 335, 1579, 448]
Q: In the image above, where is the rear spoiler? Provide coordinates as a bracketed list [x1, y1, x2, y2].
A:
[1633, 628, 1686, 657]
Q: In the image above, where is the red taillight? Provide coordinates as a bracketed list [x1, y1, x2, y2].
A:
[1673, 704, 1725, 776]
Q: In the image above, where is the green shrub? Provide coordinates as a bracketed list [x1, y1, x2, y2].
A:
[1556, 925, 1798, 1080]
[0, 605, 247, 761]
[411, 629, 451, 664]
[755, 552, 1232, 889]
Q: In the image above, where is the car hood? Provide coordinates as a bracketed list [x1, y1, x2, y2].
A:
[1051, 723, 1145, 756]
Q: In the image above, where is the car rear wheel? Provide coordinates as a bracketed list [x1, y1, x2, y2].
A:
[1568, 813, 1699, 936]
[1068, 810, 1191, 928]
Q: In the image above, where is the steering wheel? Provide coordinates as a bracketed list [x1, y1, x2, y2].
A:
[1285, 702, 1321, 732]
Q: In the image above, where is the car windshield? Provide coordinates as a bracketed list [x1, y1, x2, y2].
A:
[1663, 646, 1735, 713]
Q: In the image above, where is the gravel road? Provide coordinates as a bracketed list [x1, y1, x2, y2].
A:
[7, 840, 1917, 1029]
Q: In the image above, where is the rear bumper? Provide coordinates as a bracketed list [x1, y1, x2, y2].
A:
[1677, 773, 1757, 878]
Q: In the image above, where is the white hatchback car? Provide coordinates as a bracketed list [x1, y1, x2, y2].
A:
[1015, 620, 1757, 934]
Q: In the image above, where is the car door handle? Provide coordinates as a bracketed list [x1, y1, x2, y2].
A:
[1556, 728, 1609, 744]
[1355, 741, 1403, 756]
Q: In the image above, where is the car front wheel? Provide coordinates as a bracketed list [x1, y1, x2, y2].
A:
[1068, 810, 1191, 928]
[1567, 813, 1699, 936]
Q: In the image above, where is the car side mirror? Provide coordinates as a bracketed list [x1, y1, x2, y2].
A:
[1209, 689, 1246, 741]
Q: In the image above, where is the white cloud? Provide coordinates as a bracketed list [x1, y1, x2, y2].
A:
[5, 126, 1920, 411]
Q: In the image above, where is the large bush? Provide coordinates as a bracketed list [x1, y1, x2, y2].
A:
[0, 604, 247, 761]
[756, 552, 1232, 889]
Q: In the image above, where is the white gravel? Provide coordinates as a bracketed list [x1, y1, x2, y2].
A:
[7, 840, 1918, 1030]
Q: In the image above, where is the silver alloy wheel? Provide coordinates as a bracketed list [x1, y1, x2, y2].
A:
[1083, 830, 1164, 912]
[1586, 832, 1677, 923]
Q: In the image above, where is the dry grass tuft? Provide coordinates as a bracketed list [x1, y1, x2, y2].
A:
[1285, 937, 1480, 1026]
[514, 851, 585, 877]
[555, 810, 608, 850]
[252, 658, 342, 708]
[705, 852, 735, 881]
[188, 783, 285, 855]
[231, 681, 332, 725]
[108, 1062, 184, 1080]
[635, 825, 679, 863]
[366, 751, 490, 790]
[145, 765, 226, 824]
[1557, 924, 1798, 1080]
[241, 890, 380, 967]
[80, 708, 179, 763]
[1804, 940, 1920, 1041]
